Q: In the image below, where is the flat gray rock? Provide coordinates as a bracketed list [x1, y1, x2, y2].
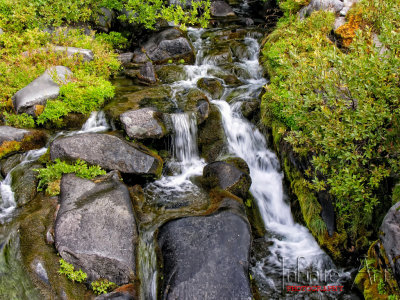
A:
[118, 52, 134, 65]
[157, 203, 252, 300]
[120, 108, 166, 139]
[299, 0, 344, 19]
[0, 126, 29, 145]
[50, 133, 163, 177]
[52, 46, 94, 62]
[12, 66, 72, 115]
[55, 172, 138, 285]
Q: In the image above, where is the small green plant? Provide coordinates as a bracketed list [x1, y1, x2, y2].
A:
[378, 278, 387, 295]
[91, 279, 117, 295]
[96, 32, 129, 49]
[245, 198, 252, 208]
[178, 58, 185, 64]
[35, 159, 106, 195]
[3, 112, 35, 128]
[167, 59, 173, 64]
[58, 259, 87, 283]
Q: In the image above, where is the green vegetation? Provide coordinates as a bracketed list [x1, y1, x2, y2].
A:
[58, 259, 87, 283]
[91, 279, 117, 295]
[261, 0, 400, 246]
[35, 159, 106, 196]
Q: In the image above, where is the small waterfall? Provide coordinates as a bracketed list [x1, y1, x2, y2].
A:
[80, 111, 110, 133]
[138, 229, 158, 300]
[171, 113, 199, 164]
[0, 147, 47, 223]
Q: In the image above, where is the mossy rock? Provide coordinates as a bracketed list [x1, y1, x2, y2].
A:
[244, 193, 266, 238]
[202, 44, 233, 65]
[18, 195, 89, 299]
[197, 78, 224, 99]
[219, 74, 242, 86]
[104, 86, 174, 121]
[43, 113, 89, 130]
[241, 100, 260, 120]
[222, 157, 249, 175]
[229, 40, 251, 61]
[11, 162, 42, 207]
[198, 105, 227, 162]
[0, 153, 23, 177]
[0, 130, 48, 160]
[156, 65, 187, 84]
[201, 28, 247, 42]
[220, 63, 252, 80]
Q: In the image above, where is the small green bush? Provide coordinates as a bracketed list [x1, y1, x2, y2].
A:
[58, 259, 87, 283]
[35, 159, 106, 195]
[96, 32, 129, 50]
[91, 279, 117, 295]
[3, 112, 35, 128]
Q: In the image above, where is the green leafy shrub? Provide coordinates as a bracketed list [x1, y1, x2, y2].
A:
[3, 112, 35, 128]
[96, 32, 129, 49]
[58, 259, 87, 283]
[91, 279, 117, 295]
[261, 0, 400, 243]
[36, 159, 106, 195]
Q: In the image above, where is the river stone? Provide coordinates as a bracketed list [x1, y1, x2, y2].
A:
[197, 78, 224, 99]
[202, 45, 232, 65]
[11, 162, 41, 207]
[0, 153, 23, 177]
[120, 108, 167, 139]
[96, 7, 114, 33]
[156, 65, 187, 84]
[157, 206, 252, 300]
[380, 202, 400, 283]
[0, 126, 30, 145]
[132, 28, 195, 64]
[55, 172, 138, 285]
[50, 133, 163, 178]
[12, 66, 72, 115]
[299, 0, 344, 19]
[118, 52, 134, 65]
[210, 0, 236, 17]
[203, 160, 251, 198]
[241, 100, 259, 120]
[138, 61, 157, 85]
[104, 86, 173, 120]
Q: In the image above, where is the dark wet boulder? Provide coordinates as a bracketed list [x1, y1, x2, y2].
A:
[118, 52, 134, 65]
[138, 61, 157, 85]
[55, 172, 138, 285]
[219, 74, 242, 86]
[50, 133, 163, 178]
[11, 162, 42, 207]
[202, 45, 232, 65]
[198, 105, 227, 162]
[203, 159, 251, 198]
[210, 0, 236, 17]
[104, 86, 173, 120]
[299, 0, 344, 19]
[120, 108, 167, 139]
[132, 28, 195, 64]
[12, 66, 72, 115]
[197, 77, 224, 99]
[0, 127, 47, 159]
[156, 65, 187, 84]
[157, 204, 252, 300]
[0, 153, 23, 177]
[241, 100, 259, 120]
[380, 202, 400, 283]
[178, 89, 210, 124]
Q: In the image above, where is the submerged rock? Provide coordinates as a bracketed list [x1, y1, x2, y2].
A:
[132, 28, 195, 64]
[203, 159, 251, 198]
[197, 77, 224, 99]
[120, 108, 167, 139]
[157, 201, 252, 300]
[380, 202, 400, 283]
[50, 133, 163, 178]
[55, 172, 138, 285]
[12, 66, 72, 115]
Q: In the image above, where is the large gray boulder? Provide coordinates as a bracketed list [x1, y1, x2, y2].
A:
[299, 0, 344, 19]
[50, 133, 163, 178]
[132, 28, 195, 64]
[203, 159, 251, 198]
[157, 201, 252, 300]
[55, 172, 138, 285]
[210, 1, 236, 18]
[137, 61, 157, 85]
[380, 202, 400, 283]
[120, 108, 167, 139]
[12, 66, 72, 115]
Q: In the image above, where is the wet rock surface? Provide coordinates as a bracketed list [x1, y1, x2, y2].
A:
[55, 172, 138, 285]
[11, 162, 42, 207]
[120, 108, 167, 139]
[210, 0, 236, 18]
[50, 133, 163, 178]
[12, 66, 72, 115]
[157, 202, 252, 300]
[132, 28, 195, 64]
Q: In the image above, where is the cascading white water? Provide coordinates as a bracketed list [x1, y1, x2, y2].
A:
[0, 147, 47, 223]
[80, 111, 110, 133]
[171, 113, 199, 164]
